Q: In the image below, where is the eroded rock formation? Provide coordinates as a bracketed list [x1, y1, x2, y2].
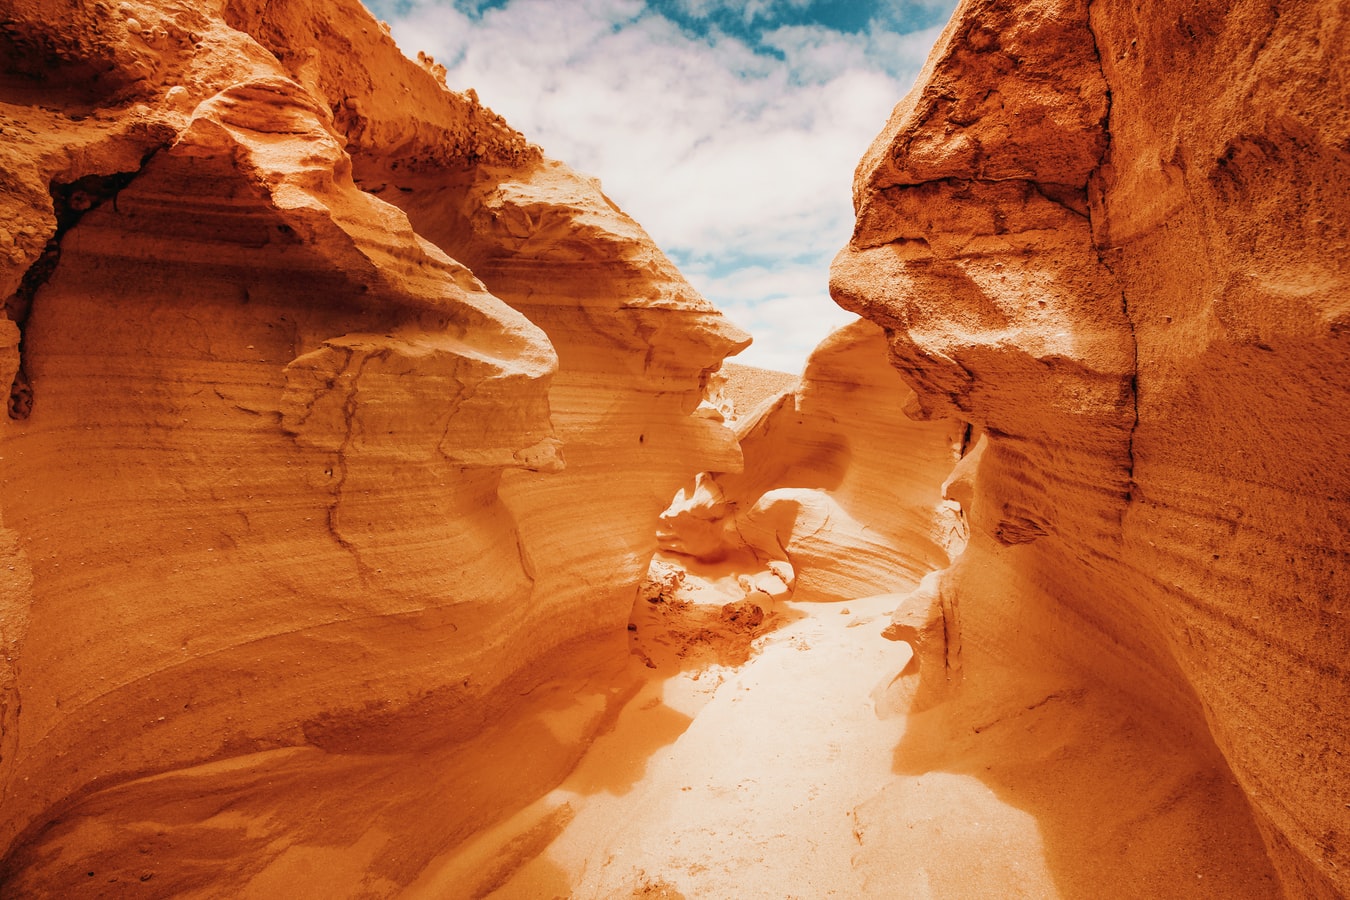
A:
[0, 0, 745, 890]
[2, 0, 1344, 893]
[658, 319, 965, 603]
[832, 0, 1349, 895]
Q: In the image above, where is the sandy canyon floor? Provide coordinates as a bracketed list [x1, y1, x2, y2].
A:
[403, 561, 1277, 900]
[408, 571, 911, 899]
[0, 553, 1277, 899]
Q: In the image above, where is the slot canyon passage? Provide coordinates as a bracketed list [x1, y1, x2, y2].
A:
[0, 0, 1346, 895]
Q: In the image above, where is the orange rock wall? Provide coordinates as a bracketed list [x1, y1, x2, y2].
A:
[0, 0, 745, 879]
[833, 0, 1349, 894]
[223, 0, 748, 654]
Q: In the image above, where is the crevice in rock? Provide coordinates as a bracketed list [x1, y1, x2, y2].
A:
[1027, 180, 1091, 218]
[327, 346, 375, 583]
[1121, 313, 1140, 502]
[4, 157, 158, 419]
[1083, 0, 1139, 505]
[958, 421, 974, 457]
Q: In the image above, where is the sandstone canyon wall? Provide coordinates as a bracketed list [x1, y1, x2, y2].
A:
[1, 0, 1346, 894]
[832, 0, 1348, 895]
[0, 0, 745, 890]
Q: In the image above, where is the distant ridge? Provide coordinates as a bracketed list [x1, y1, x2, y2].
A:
[719, 362, 798, 418]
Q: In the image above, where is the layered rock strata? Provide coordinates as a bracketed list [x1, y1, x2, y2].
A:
[659, 319, 964, 603]
[832, 0, 1349, 895]
[0, 0, 745, 890]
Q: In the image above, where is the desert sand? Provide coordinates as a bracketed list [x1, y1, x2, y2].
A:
[0, 0, 1346, 895]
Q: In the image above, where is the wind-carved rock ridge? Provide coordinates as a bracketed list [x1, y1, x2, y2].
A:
[657, 319, 965, 607]
[834, 0, 1348, 895]
[0, 0, 747, 891]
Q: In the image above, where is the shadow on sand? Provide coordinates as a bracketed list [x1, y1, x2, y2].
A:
[863, 624, 1283, 899]
[0, 583, 799, 900]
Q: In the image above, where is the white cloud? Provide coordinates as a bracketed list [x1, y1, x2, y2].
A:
[681, 261, 862, 374]
[382, 0, 946, 371]
[664, 0, 811, 24]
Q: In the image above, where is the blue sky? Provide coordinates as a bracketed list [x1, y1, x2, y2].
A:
[363, 0, 957, 372]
